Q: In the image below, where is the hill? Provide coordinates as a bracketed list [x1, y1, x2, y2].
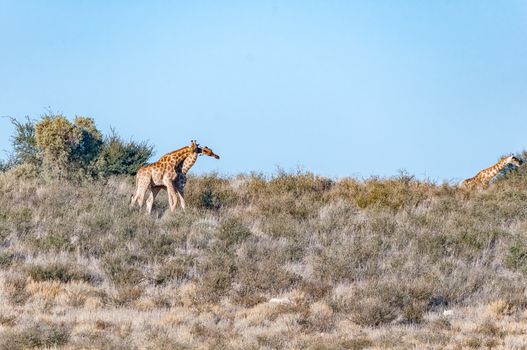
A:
[1, 163, 527, 349]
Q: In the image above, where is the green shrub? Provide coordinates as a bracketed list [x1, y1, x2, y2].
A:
[0, 251, 22, 268]
[152, 255, 194, 285]
[139, 233, 179, 258]
[93, 129, 153, 177]
[35, 114, 102, 177]
[102, 253, 145, 286]
[25, 233, 72, 252]
[505, 238, 527, 274]
[217, 217, 252, 247]
[8, 116, 39, 167]
[3, 162, 39, 179]
[199, 187, 222, 209]
[332, 174, 436, 212]
[0, 158, 14, 172]
[350, 298, 398, 327]
[185, 174, 237, 210]
[332, 279, 431, 327]
[198, 244, 237, 301]
[267, 169, 333, 197]
[309, 237, 384, 283]
[0, 321, 71, 350]
[7, 115, 151, 179]
[477, 319, 504, 338]
[336, 338, 373, 350]
[8, 207, 34, 238]
[235, 240, 300, 296]
[25, 262, 97, 284]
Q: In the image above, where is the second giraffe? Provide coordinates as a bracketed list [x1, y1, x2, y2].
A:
[461, 154, 522, 190]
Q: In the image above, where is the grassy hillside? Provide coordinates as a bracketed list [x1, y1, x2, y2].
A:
[1, 164, 527, 349]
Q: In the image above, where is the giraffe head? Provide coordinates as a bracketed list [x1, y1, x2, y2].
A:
[505, 155, 523, 167]
[199, 146, 220, 159]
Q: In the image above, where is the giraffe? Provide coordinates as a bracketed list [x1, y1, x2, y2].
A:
[130, 140, 198, 213]
[130, 141, 220, 213]
[461, 154, 523, 189]
[157, 145, 220, 211]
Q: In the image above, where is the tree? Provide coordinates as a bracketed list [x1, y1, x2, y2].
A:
[9, 116, 39, 166]
[93, 129, 153, 177]
[34, 114, 102, 177]
[7, 114, 152, 179]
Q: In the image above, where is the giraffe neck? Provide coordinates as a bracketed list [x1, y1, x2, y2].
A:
[180, 152, 198, 174]
[159, 146, 193, 169]
[479, 158, 509, 182]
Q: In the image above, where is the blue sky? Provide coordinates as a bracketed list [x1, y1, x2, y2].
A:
[1, 1, 526, 181]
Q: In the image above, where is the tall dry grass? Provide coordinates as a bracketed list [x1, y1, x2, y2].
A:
[1, 162, 527, 348]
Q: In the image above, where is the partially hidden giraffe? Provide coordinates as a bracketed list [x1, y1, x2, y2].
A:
[130, 141, 220, 213]
[172, 145, 220, 207]
[461, 154, 523, 189]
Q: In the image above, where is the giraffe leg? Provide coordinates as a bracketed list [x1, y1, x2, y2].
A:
[131, 179, 149, 209]
[177, 175, 187, 210]
[130, 182, 139, 207]
[137, 189, 147, 208]
[165, 185, 174, 210]
[163, 178, 180, 212]
[177, 191, 185, 210]
[169, 186, 181, 212]
[174, 174, 186, 210]
[146, 187, 161, 214]
[167, 185, 179, 212]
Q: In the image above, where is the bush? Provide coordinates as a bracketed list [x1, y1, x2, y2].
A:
[0, 251, 20, 268]
[235, 239, 300, 296]
[152, 255, 194, 285]
[3, 162, 39, 179]
[8, 116, 39, 167]
[35, 114, 102, 177]
[198, 244, 237, 302]
[217, 218, 252, 247]
[102, 253, 145, 286]
[0, 158, 13, 172]
[25, 262, 97, 284]
[334, 176, 431, 211]
[7, 115, 152, 179]
[332, 279, 431, 327]
[93, 129, 153, 177]
[185, 174, 238, 210]
[309, 237, 383, 283]
[505, 238, 527, 274]
[0, 321, 71, 350]
[139, 232, 179, 257]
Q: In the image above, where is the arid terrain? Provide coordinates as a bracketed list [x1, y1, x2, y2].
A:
[1, 160, 527, 349]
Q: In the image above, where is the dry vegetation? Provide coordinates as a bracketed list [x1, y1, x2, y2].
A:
[1, 159, 527, 349]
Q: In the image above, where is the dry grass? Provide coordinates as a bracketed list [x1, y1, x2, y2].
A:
[2, 162, 527, 348]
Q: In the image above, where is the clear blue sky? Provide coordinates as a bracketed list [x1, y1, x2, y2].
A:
[1, 1, 526, 181]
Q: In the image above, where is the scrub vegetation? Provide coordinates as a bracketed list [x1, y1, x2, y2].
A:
[1, 116, 527, 349]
